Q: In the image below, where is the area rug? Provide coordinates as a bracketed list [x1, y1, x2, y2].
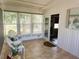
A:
[43, 41, 56, 47]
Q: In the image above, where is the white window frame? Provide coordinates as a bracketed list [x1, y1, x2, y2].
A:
[3, 11, 44, 36]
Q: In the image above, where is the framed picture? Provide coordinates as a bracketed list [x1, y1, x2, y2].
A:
[67, 7, 79, 30]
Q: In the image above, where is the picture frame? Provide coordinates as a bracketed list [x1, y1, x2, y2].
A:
[67, 7, 79, 30]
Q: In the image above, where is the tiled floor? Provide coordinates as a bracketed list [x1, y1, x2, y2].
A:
[23, 39, 79, 59]
[0, 39, 79, 59]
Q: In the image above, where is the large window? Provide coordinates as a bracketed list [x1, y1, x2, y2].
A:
[3, 11, 43, 36]
[3, 12, 17, 36]
[32, 14, 43, 34]
[19, 13, 31, 34]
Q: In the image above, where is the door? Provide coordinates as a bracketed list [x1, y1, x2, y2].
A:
[50, 14, 59, 41]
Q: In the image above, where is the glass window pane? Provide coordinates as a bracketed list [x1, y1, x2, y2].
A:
[54, 23, 59, 29]
[19, 13, 31, 24]
[32, 14, 43, 23]
[3, 11, 17, 36]
[4, 25, 17, 36]
[19, 13, 31, 34]
[20, 24, 31, 34]
[33, 24, 42, 34]
[4, 12, 17, 24]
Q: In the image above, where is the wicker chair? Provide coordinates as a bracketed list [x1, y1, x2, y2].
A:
[6, 30, 25, 59]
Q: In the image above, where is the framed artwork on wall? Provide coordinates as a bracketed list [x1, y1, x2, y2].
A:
[67, 7, 79, 30]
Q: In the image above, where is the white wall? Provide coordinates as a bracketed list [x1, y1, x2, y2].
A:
[44, 0, 79, 58]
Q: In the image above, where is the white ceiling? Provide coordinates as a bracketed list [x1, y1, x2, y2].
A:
[0, 0, 53, 10]
[18, 0, 52, 5]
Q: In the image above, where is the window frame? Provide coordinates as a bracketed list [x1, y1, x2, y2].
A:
[3, 10, 44, 36]
[3, 11, 18, 36]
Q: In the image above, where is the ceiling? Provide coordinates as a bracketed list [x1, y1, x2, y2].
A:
[17, 0, 52, 5]
[0, 0, 53, 10]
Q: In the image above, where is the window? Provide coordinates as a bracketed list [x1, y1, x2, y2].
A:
[32, 14, 43, 34]
[3, 12, 17, 36]
[19, 13, 31, 34]
[3, 11, 43, 36]
[54, 23, 59, 29]
[33, 24, 43, 34]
